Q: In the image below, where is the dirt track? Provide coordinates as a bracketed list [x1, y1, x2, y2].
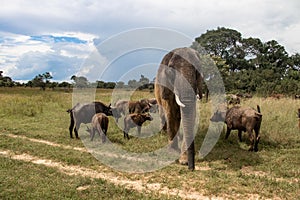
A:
[2, 133, 295, 199]
[0, 133, 222, 200]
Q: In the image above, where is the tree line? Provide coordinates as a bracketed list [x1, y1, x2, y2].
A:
[0, 71, 154, 91]
[192, 27, 300, 96]
[1, 27, 299, 95]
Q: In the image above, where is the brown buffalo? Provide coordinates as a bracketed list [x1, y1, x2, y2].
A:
[113, 99, 152, 122]
[123, 113, 153, 139]
[211, 105, 262, 152]
[227, 94, 241, 105]
[89, 113, 109, 142]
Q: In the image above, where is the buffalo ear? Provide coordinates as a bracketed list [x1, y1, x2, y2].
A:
[108, 103, 111, 108]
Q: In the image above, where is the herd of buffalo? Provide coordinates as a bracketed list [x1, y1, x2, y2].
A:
[67, 98, 157, 140]
[67, 95, 263, 152]
[66, 47, 299, 170]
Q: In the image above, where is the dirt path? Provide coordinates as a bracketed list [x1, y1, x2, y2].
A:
[2, 133, 295, 199]
[0, 149, 221, 200]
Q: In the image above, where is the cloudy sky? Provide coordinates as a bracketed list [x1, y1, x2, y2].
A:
[1, 0, 300, 82]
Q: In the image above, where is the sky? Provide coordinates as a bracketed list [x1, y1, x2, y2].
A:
[1, 0, 300, 83]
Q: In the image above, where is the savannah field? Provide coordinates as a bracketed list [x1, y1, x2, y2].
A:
[0, 87, 299, 199]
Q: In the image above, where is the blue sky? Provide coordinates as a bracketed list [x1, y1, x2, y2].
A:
[1, 0, 300, 82]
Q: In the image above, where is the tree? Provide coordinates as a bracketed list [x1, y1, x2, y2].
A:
[128, 79, 138, 88]
[104, 82, 116, 89]
[257, 40, 289, 75]
[0, 71, 14, 87]
[43, 72, 53, 84]
[31, 72, 53, 90]
[32, 74, 44, 90]
[116, 81, 125, 88]
[138, 75, 150, 90]
[195, 27, 242, 59]
[71, 75, 89, 88]
[193, 27, 299, 94]
[58, 81, 72, 88]
[96, 80, 105, 88]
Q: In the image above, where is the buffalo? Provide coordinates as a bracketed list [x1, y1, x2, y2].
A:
[89, 113, 109, 143]
[227, 94, 241, 105]
[113, 99, 153, 122]
[211, 105, 262, 152]
[123, 113, 153, 139]
[67, 101, 113, 139]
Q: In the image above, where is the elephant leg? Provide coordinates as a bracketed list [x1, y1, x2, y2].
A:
[164, 100, 181, 151]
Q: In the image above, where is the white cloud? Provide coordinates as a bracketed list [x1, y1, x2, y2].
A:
[0, 0, 300, 81]
[0, 31, 99, 80]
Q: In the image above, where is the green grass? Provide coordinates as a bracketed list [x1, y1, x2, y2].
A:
[0, 87, 299, 199]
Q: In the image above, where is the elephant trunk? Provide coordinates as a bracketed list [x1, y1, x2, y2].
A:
[180, 100, 196, 170]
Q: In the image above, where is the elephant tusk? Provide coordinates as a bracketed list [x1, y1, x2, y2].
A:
[175, 94, 186, 107]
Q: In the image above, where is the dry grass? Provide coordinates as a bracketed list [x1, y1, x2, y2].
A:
[0, 87, 299, 199]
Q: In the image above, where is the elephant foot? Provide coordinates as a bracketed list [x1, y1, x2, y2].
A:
[178, 151, 188, 165]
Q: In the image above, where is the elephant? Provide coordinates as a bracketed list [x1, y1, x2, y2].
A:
[154, 47, 203, 170]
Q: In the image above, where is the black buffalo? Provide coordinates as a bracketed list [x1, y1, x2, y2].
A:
[67, 101, 113, 139]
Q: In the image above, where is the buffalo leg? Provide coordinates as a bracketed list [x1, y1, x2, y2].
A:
[225, 128, 231, 140]
[69, 115, 75, 138]
[238, 130, 243, 142]
[90, 128, 96, 141]
[254, 128, 260, 152]
[123, 130, 130, 140]
[74, 122, 80, 139]
[137, 126, 141, 135]
[248, 130, 255, 151]
[102, 129, 107, 143]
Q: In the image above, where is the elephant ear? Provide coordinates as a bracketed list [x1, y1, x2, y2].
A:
[157, 65, 176, 100]
[156, 51, 176, 100]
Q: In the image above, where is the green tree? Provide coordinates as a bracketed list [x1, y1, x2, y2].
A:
[116, 81, 125, 88]
[31, 72, 53, 90]
[32, 74, 44, 89]
[104, 82, 116, 89]
[0, 71, 14, 87]
[71, 75, 89, 88]
[96, 80, 105, 88]
[138, 75, 150, 90]
[128, 79, 138, 88]
[257, 40, 289, 76]
[195, 27, 242, 58]
[193, 27, 299, 94]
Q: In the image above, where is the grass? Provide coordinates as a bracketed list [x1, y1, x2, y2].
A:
[0, 87, 299, 199]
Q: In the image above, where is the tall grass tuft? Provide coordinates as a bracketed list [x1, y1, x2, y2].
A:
[0, 96, 44, 117]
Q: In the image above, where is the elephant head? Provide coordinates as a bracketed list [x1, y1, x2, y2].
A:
[155, 47, 203, 170]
